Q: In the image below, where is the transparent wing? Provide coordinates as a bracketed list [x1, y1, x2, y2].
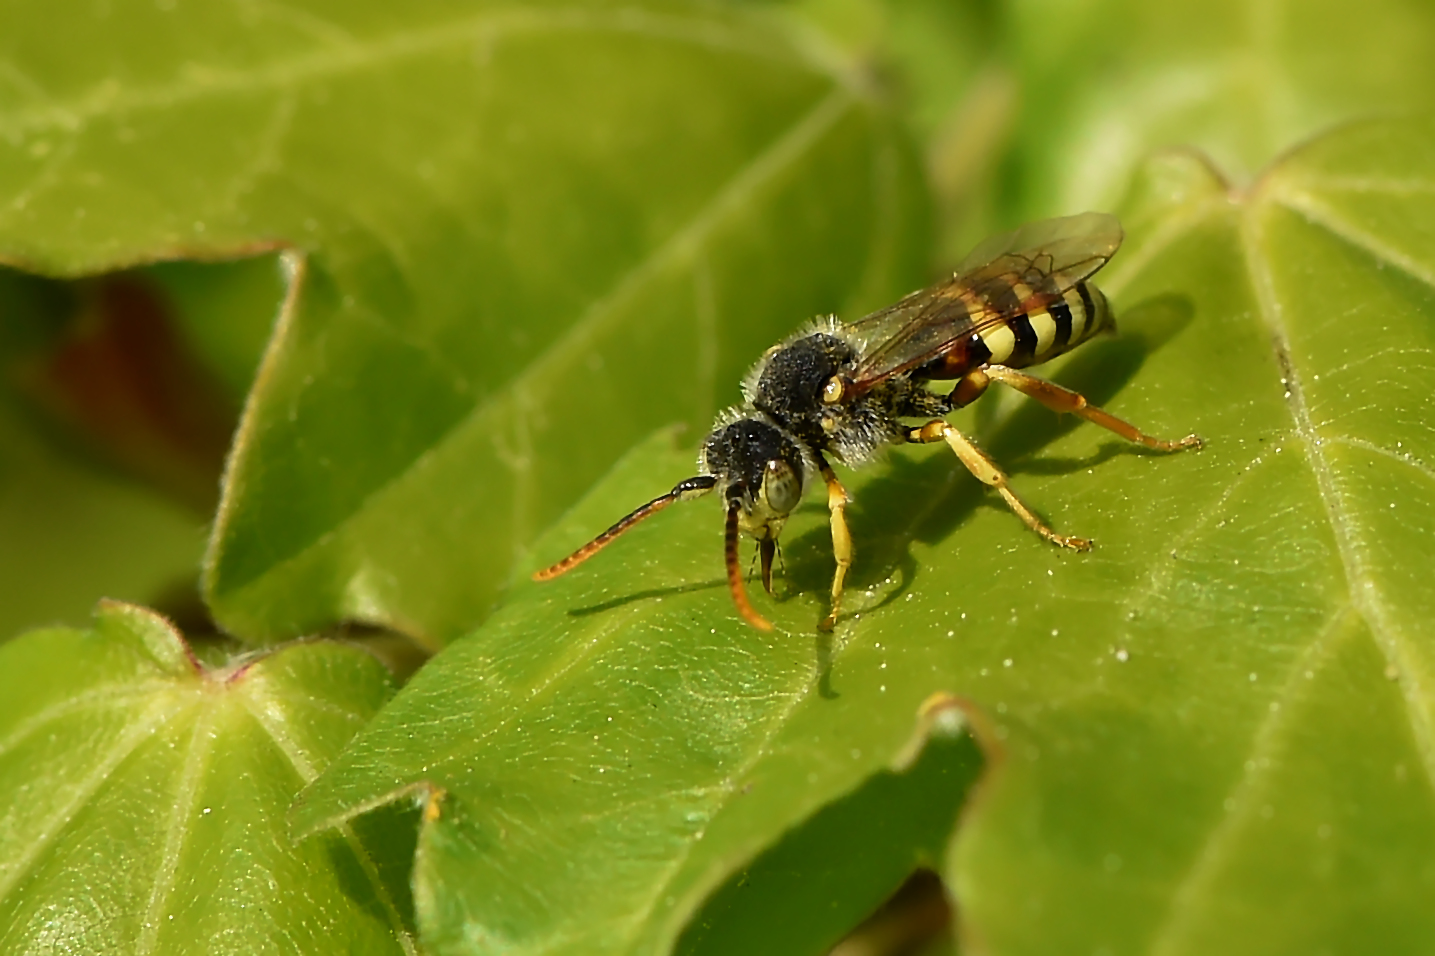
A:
[951, 211, 1122, 276]
[844, 212, 1123, 390]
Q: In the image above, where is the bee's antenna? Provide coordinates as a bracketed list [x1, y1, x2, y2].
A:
[726, 500, 773, 631]
[532, 476, 717, 581]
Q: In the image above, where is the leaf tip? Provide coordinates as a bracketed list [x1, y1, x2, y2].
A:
[289, 779, 435, 843]
[889, 691, 971, 772]
[94, 598, 201, 676]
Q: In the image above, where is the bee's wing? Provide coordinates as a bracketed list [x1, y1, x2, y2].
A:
[844, 212, 1123, 390]
[950, 211, 1122, 276]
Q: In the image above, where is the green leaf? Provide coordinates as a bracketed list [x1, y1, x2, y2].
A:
[0, 0, 932, 645]
[291, 432, 986, 956]
[955, 119, 1435, 953]
[299, 115, 1435, 954]
[1003, 0, 1435, 219]
[0, 600, 415, 954]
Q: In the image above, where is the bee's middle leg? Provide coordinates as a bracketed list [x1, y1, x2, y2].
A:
[908, 419, 1091, 551]
[817, 459, 852, 632]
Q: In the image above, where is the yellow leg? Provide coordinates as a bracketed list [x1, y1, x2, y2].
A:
[983, 365, 1202, 451]
[909, 420, 1091, 551]
[818, 460, 853, 631]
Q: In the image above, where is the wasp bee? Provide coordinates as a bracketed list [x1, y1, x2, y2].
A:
[534, 212, 1201, 631]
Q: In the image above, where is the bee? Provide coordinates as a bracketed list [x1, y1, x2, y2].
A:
[533, 212, 1201, 631]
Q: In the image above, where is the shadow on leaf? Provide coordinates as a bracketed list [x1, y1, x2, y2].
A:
[674, 728, 982, 956]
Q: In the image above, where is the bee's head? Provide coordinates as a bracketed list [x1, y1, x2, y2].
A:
[701, 412, 814, 618]
[700, 413, 811, 538]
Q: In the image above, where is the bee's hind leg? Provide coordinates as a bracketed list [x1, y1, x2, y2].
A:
[983, 365, 1202, 451]
[908, 419, 1091, 551]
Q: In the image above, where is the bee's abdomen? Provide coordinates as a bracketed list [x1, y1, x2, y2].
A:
[978, 280, 1111, 369]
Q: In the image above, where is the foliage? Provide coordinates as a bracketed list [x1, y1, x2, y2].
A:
[2, 0, 1434, 954]
[0, 601, 414, 953]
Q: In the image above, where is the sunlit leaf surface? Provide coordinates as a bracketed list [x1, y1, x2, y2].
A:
[0, 601, 414, 954]
[298, 117, 1435, 954]
[953, 115, 1435, 956]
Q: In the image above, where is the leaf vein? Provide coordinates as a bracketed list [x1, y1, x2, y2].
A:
[137, 708, 217, 956]
[213, 90, 298, 217]
[1101, 192, 1226, 299]
[1272, 186, 1435, 293]
[1241, 208, 1435, 792]
[236, 0, 364, 49]
[1121, 446, 1281, 619]
[239, 683, 418, 956]
[1323, 435, 1435, 490]
[0, 679, 183, 758]
[215, 84, 859, 605]
[0, 7, 808, 140]
[0, 133, 79, 226]
[1147, 605, 1359, 956]
[614, 664, 829, 949]
[0, 700, 182, 901]
[1283, 174, 1435, 197]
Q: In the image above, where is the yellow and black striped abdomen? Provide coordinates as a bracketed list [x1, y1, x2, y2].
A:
[976, 280, 1111, 370]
